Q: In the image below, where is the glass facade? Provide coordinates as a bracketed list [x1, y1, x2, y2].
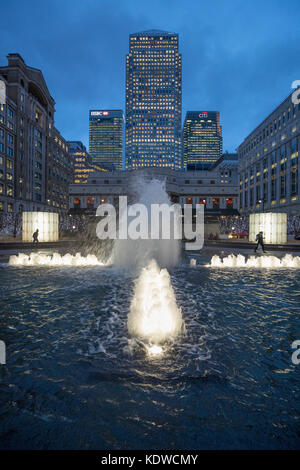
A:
[125, 30, 182, 169]
[183, 111, 222, 168]
[89, 110, 123, 171]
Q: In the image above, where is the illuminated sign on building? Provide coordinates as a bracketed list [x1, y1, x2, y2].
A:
[90, 111, 110, 117]
[199, 112, 208, 118]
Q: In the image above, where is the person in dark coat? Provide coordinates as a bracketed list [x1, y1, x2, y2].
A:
[33, 229, 39, 243]
[254, 231, 266, 253]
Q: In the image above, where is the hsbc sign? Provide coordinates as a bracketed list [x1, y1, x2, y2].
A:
[90, 111, 109, 116]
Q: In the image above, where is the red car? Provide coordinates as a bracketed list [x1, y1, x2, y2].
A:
[229, 231, 248, 239]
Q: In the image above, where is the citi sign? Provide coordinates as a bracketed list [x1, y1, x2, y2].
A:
[199, 111, 208, 118]
[90, 111, 109, 116]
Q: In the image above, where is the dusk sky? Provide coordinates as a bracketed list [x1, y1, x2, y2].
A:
[1, 0, 300, 153]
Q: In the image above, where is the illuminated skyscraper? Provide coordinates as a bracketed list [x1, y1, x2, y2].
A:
[89, 110, 123, 170]
[68, 141, 108, 184]
[125, 30, 182, 169]
[183, 111, 222, 170]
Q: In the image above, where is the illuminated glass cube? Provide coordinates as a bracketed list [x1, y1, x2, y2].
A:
[22, 212, 59, 242]
[249, 213, 287, 244]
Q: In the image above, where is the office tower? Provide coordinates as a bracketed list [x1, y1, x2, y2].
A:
[238, 89, 300, 215]
[183, 111, 222, 170]
[0, 53, 73, 213]
[89, 110, 123, 171]
[125, 30, 182, 169]
[68, 140, 108, 183]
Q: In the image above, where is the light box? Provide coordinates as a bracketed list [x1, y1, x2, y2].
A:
[22, 212, 59, 242]
[249, 212, 287, 244]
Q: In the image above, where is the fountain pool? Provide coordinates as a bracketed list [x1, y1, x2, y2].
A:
[0, 249, 299, 449]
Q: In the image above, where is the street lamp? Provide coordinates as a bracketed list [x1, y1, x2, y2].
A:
[258, 199, 265, 212]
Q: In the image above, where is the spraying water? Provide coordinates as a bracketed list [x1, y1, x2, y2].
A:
[112, 178, 181, 269]
[128, 259, 183, 349]
[208, 253, 300, 268]
[9, 252, 106, 267]
[114, 177, 184, 352]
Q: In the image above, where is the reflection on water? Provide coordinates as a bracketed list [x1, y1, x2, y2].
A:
[147, 345, 164, 357]
[0, 253, 299, 449]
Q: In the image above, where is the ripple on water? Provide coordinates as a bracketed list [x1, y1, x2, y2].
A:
[0, 261, 299, 450]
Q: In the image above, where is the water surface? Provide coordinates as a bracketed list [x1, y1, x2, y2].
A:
[0, 252, 299, 449]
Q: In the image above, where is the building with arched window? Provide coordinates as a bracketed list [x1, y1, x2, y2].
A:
[69, 156, 239, 227]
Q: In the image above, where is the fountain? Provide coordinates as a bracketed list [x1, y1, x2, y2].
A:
[8, 177, 184, 356]
[9, 252, 106, 267]
[112, 177, 181, 269]
[208, 253, 300, 268]
[114, 177, 184, 352]
[128, 259, 183, 349]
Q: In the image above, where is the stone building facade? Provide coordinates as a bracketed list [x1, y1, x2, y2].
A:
[0, 53, 73, 214]
[69, 156, 239, 216]
[238, 89, 300, 216]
